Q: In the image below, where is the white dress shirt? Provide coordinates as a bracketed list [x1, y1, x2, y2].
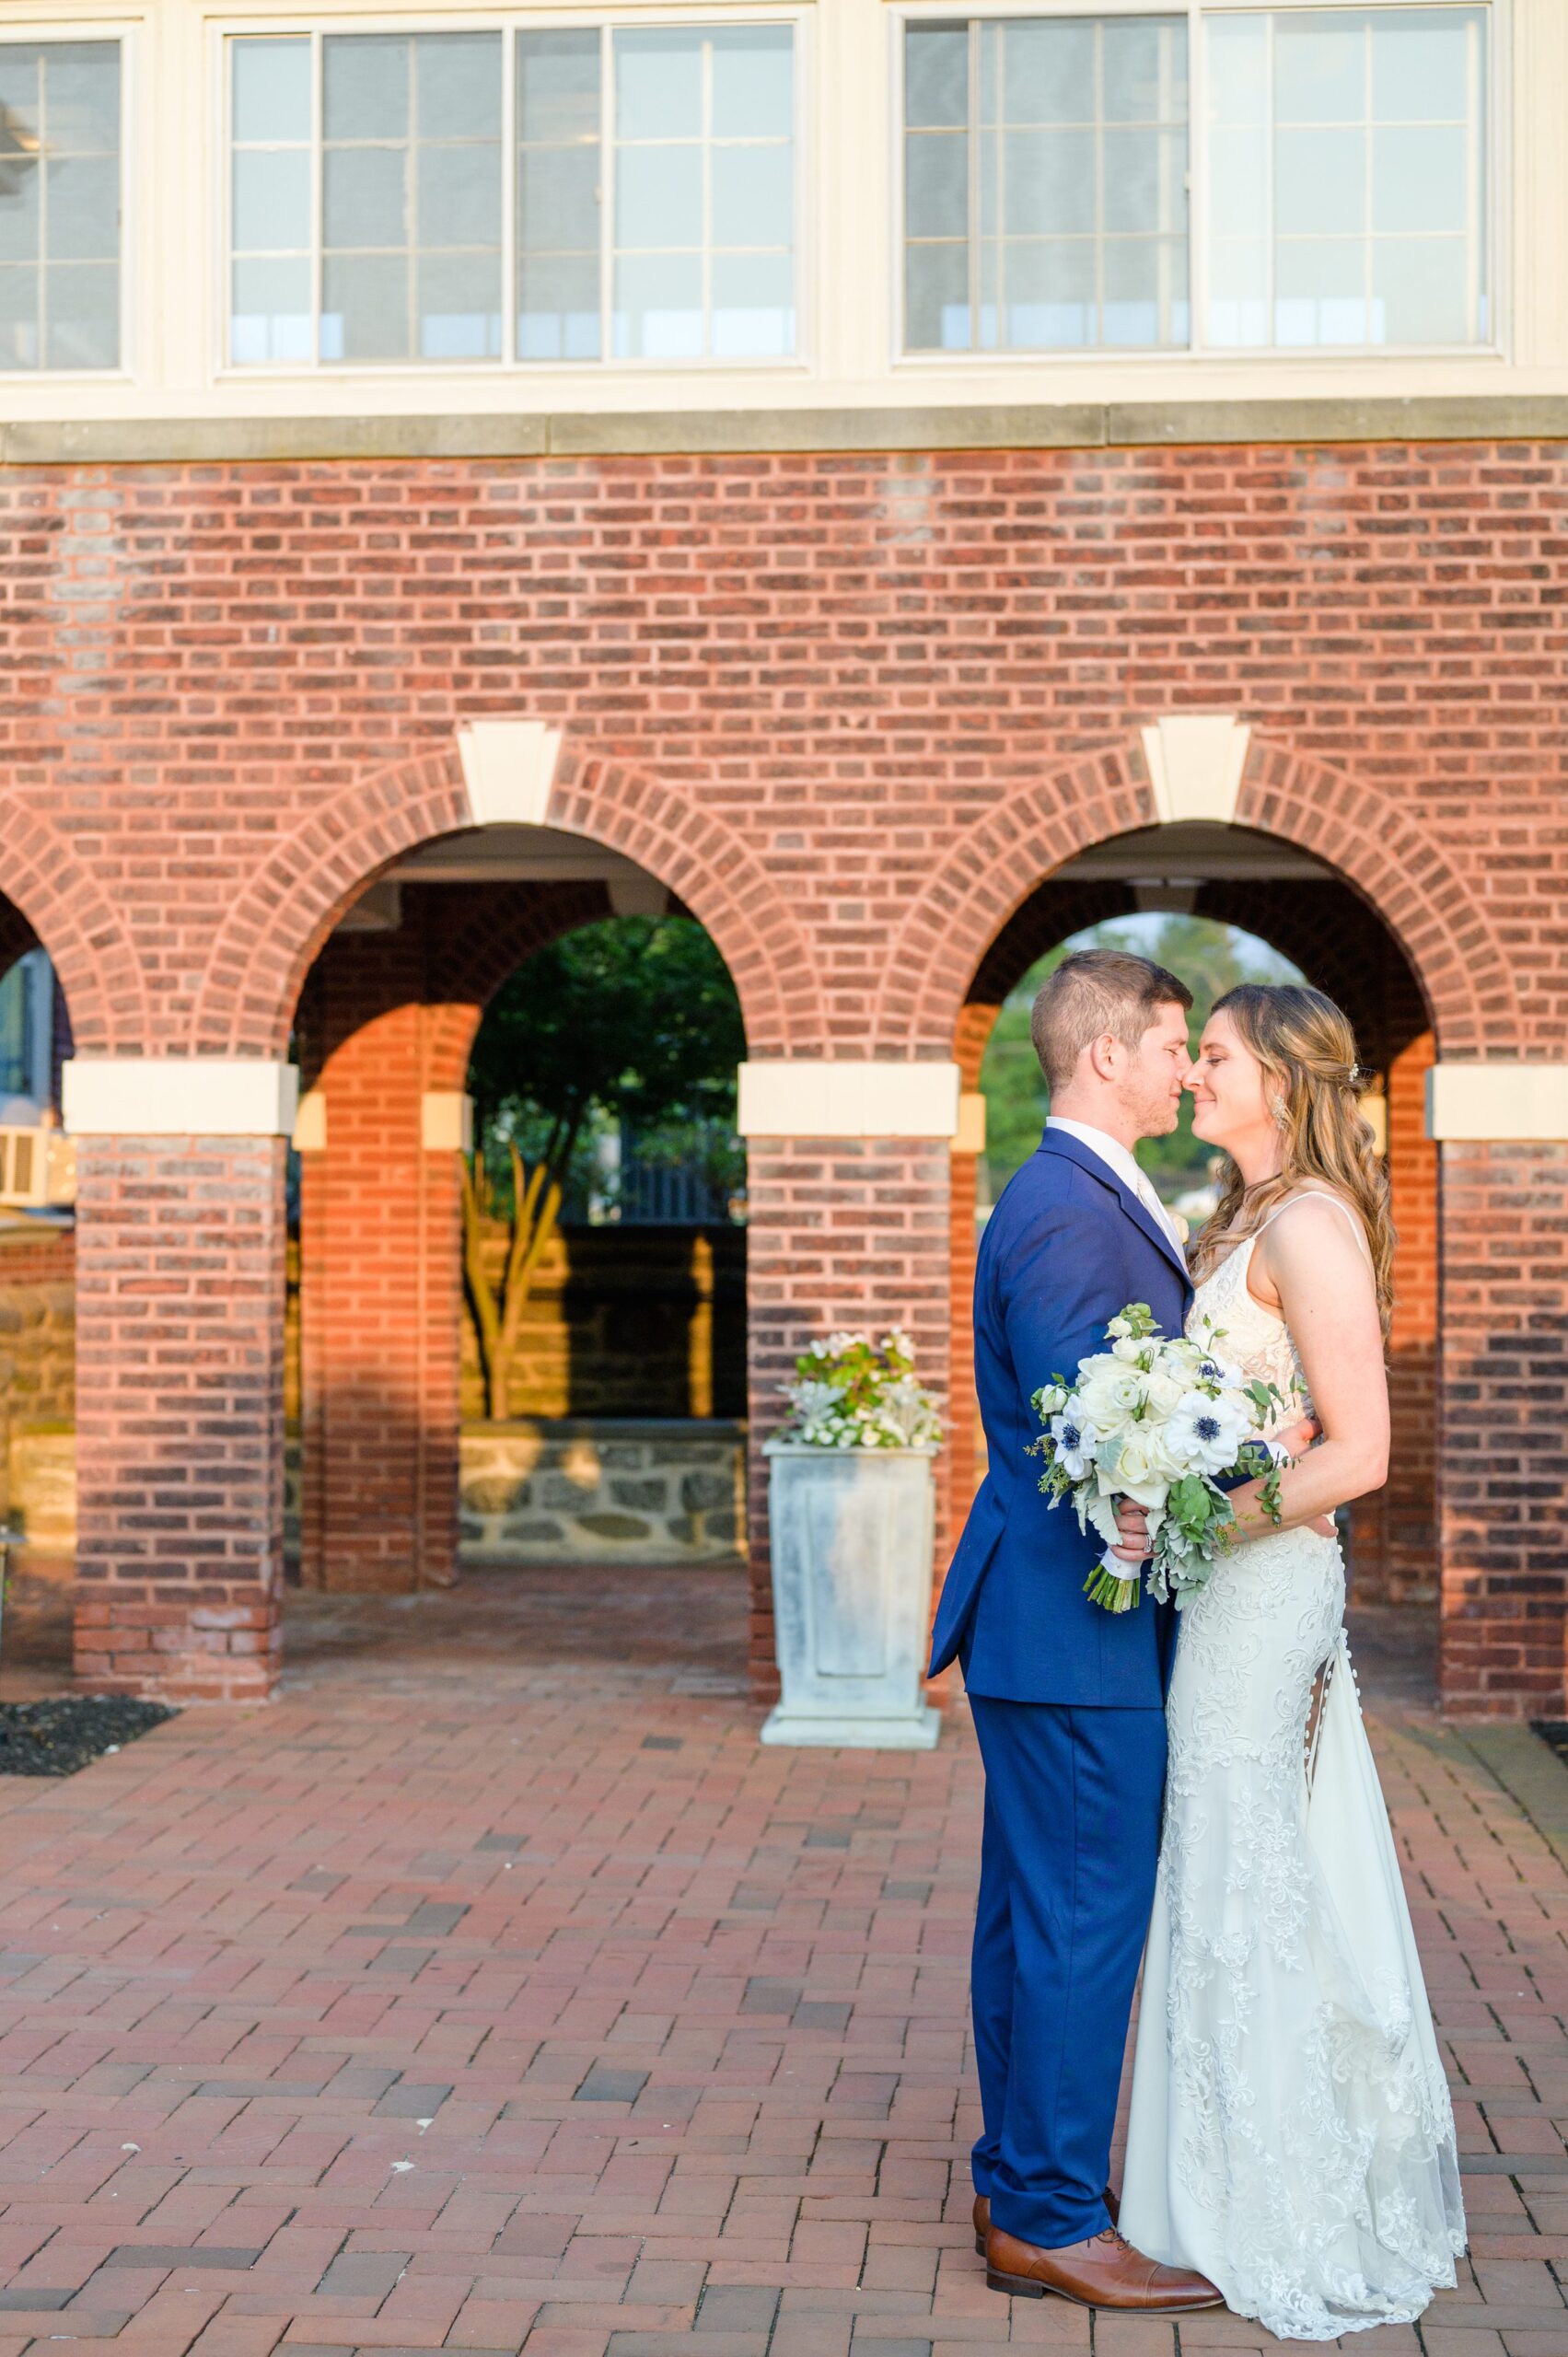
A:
[1046, 1115, 1186, 1256]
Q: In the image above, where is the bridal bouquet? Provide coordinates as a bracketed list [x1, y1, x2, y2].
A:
[1029, 1303, 1295, 1612]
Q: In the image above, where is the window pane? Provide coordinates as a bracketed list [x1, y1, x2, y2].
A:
[1002, 128, 1097, 237]
[232, 149, 310, 255]
[1373, 123, 1466, 233]
[518, 250, 599, 359]
[712, 26, 794, 138]
[1275, 127, 1364, 236]
[616, 30, 703, 142]
[1103, 17, 1181, 122]
[416, 35, 501, 142]
[324, 36, 407, 142]
[905, 238, 970, 349]
[43, 259, 117, 366]
[325, 147, 406, 250]
[417, 250, 501, 358]
[615, 145, 702, 250]
[419, 143, 501, 250]
[49, 44, 121, 149]
[712, 250, 793, 355]
[906, 133, 968, 241]
[0, 163, 40, 266]
[231, 255, 312, 363]
[906, 27, 968, 130]
[998, 20, 1096, 123]
[612, 250, 703, 357]
[519, 147, 598, 255]
[44, 155, 119, 261]
[0, 264, 39, 368]
[232, 39, 310, 143]
[713, 145, 793, 250]
[1003, 237, 1095, 345]
[1371, 233, 1469, 343]
[1274, 13, 1364, 123]
[1204, 7, 1486, 351]
[518, 31, 600, 144]
[321, 251, 409, 359]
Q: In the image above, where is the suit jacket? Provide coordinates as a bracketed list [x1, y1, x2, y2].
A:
[929, 1126, 1195, 1707]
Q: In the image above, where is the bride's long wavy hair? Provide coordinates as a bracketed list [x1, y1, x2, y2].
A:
[1188, 981, 1396, 1341]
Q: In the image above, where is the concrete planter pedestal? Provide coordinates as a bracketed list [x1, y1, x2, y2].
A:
[760, 1441, 940, 1749]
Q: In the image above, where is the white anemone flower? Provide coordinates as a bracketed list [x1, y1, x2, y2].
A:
[1167, 1391, 1249, 1477]
[1050, 1403, 1098, 1481]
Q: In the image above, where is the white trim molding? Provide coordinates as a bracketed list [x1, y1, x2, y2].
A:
[738, 1060, 961, 1139]
[457, 719, 563, 828]
[62, 1057, 300, 1137]
[1426, 1062, 1568, 1142]
[421, 1091, 475, 1153]
[1141, 714, 1251, 826]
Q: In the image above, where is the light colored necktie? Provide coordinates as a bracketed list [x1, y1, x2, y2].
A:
[1132, 1169, 1179, 1252]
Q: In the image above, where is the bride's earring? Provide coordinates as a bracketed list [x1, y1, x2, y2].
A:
[1270, 1093, 1290, 1131]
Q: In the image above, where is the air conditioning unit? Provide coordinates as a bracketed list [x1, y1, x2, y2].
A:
[0, 1126, 74, 1207]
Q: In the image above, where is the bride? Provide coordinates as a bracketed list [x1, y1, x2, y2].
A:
[1111, 982, 1466, 2341]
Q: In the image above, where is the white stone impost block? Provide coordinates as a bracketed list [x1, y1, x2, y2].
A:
[952, 1091, 987, 1155]
[1426, 1062, 1568, 1142]
[292, 1089, 328, 1153]
[422, 1090, 475, 1153]
[737, 1060, 961, 1139]
[62, 1057, 300, 1137]
[1141, 713, 1251, 824]
[456, 717, 563, 826]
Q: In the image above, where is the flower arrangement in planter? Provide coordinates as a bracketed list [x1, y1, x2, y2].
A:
[761, 1329, 943, 1750]
[775, 1329, 943, 1452]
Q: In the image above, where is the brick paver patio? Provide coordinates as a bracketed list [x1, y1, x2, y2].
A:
[0, 1564, 1562, 2356]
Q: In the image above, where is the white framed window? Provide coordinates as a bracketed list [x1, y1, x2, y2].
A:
[0, 39, 123, 373]
[897, 3, 1494, 360]
[1204, 7, 1489, 350]
[904, 14, 1190, 352]
[226, 17, 799, 369]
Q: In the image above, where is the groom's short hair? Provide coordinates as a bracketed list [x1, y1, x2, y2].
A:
[1031, 948, 1192, 1089]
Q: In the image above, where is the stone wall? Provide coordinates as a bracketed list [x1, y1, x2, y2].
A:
[460, 1421, 744, 1563]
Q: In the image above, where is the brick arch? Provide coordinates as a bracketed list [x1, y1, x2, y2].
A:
[197, 738, 820, 1059]
[0, 797, 145, 1051]
[422, 879, 615, 1091]
[877, 738, 1515, 1057]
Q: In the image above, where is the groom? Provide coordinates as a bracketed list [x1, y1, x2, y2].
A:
[929, 948, 1222, 2312]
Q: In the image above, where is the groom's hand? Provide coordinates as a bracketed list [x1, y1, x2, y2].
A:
[1110, 1498, 1151, 1564]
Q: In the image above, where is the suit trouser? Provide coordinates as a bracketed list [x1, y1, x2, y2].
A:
[968, 1694, 1167, 2251]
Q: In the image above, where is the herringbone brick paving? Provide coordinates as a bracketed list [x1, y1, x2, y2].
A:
[0, 1565, 1561, 2354]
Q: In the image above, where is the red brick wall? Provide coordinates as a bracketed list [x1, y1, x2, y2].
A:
[0, 440, 1561, 1708]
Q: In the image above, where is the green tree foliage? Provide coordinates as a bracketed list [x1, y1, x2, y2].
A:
[980, 915, 1303, 1207]
[469, 914, 747, 1213]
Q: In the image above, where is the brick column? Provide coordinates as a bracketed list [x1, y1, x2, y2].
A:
[1380, 1029, 1440, 1602]
[64, 1073, 292, 1701]
[297, 925, 466, 1593]
[1437, 1134, 1568, 1718]
[739, 1061, 958, 1703]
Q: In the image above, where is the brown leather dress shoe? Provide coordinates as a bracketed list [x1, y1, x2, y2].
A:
[970, 2187, 1120, 2258]
[985, 2223, 1223, 2311]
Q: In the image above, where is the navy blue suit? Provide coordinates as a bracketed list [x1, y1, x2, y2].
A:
[929, 1127, 1193, 2251]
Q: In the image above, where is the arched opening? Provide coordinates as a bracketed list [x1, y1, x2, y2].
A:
[0, 921, 76, 1678]
[283, 819, 751, 1659]
[950, 822, 1438, 1694]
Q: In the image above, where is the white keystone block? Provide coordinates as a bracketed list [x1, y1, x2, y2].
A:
[1426, 1063, 1568, 1142]
[456, 718, 563, 826]
[737, 1061, 961, 1139]
[1141, 713, 1251, 825]
[421, 1090, 474, 1152]
[62, 1057, 300, 1136]
[952, 1092, 988, 1155]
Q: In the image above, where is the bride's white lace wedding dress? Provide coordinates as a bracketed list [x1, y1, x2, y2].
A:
[1120, 1196, 1467, 2341]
